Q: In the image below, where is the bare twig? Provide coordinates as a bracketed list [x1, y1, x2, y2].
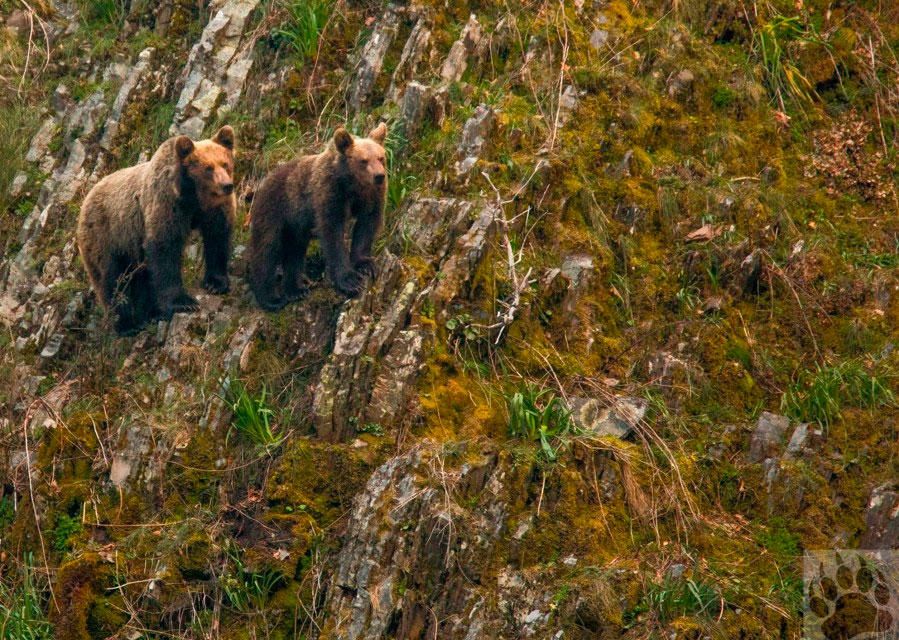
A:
[20, 399, 59, 613]
[546, 0, 570, 154]
[480, 170, 538, 343]
[17, 1, 52, 94]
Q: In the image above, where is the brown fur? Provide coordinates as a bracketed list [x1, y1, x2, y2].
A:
[247, 123, 388, 309]
[77, 126, 236, 334]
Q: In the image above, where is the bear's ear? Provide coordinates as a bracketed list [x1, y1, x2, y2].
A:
[368, 122, 387, 144]
[175, 136, 195, 161]
[213, 125, 235, 151]
[333, 127, 354, 154]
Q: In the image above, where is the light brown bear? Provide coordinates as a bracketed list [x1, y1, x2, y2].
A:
[247, 123, 388, 310]
[77, 127, 236, 335]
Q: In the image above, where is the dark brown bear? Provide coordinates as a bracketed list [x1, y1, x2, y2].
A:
[77, 127, 236, 335]
[247, 123, 388, 310]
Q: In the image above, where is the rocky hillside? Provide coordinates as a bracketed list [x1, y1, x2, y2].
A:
[1, 0, 899, 638]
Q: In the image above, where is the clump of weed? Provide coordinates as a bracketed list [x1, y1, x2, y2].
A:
[0, 554, 54, 640]
[273, 0, 333, 63]
[224, 382, 285, 452]
[0, 102, 39, 217]
[221, 545, 285, 612]
[781, 359, 894, 428]
[507, 384, 574, 462]
[753, 12, 827, 109]
[626, 575, 721, 626]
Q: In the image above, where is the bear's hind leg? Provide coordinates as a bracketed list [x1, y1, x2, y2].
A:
[282, 226, 310, 303]
[105, 257, 144, 336]
[129, 264, 159, 325]
[249, 226, 287, 311]
[146, 228, 197, 318]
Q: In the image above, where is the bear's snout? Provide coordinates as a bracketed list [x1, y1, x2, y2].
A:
[373, 174, 385, 185]
[222, 183, 235, 195]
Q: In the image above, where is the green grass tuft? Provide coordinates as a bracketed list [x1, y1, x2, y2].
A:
[224, 382, 285, 451]
[272, 0, 333, 63]
[626, 575, 721, 627]
[781, 359, 894, 428]
[507, 385, 573, 462]
[0, 554, 53, 640]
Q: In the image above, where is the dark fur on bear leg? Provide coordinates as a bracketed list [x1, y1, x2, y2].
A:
[282, 228, 309, 303]
[170, 291, 199, 313]
[114, 308, 143, 336]
[146, 229, 197, 317]
[129, 264, 158, 325]
[334, 269, 365, 297]
[353, 257, 377, 279]
[111, 263, 158, 335]
[258, 295, 288, 311]
[249, 219, 292, 311]
[202, 274, 229, 294]
[112, 287, 145, 336]
[284, 282, 309, 302]
[200, 207, 232, 294]
[320, 207, 365, 297]
[115, 317, 141, 336]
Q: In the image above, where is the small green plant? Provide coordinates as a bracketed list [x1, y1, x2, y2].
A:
[0, 103, 39, 217]
[225, 383, 284, 451]
[625, 571, 721, 627]
[0, 554, 53, 640]
[357, 422, 384, 436]
[675, 285, 701, 315]
[221, 546, 284, 613]
[120, 102, 176, 166]
[0, 495, 13, 531]
[273, 0, 332, 63]
[387, 172, 418, 213]
[51, 514, 82, 553]
[753, 13, 825, 109]
[841, 240, 899, 269]
[74, 0, 126, 26]
[383, 127, 418, 212]
[445, 313, 489, 376]
[781, 359, 894, 428]
[507, 385, 573, 462]
[640, 576, 721, 624]
[446, 313, 481, 343]
[711, 85, 736, 109]
[610, 272, 635, 327]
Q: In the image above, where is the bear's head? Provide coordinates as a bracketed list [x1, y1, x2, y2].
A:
[334, 123, 388, 193]
[175, 126, 236, 210]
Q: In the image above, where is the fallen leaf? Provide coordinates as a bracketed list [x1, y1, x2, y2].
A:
[685, 224, 721, 242]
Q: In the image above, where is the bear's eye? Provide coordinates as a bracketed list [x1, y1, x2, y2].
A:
[359, 158, 368, 165]
[205, 166, 214, 174]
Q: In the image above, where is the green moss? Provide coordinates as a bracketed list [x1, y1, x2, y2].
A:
[51, 515, 83, 554]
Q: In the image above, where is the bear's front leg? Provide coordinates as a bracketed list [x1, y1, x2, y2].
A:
[350, 207, 382, 279]
[320, 210, 363, 297]
[146, 230, 197, 318]
[199, 208, 232, 294]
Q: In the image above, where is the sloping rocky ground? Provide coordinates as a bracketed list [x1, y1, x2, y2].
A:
[1, 0, 899, 638]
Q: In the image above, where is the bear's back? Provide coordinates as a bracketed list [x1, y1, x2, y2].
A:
[78, 162, 149, 259]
